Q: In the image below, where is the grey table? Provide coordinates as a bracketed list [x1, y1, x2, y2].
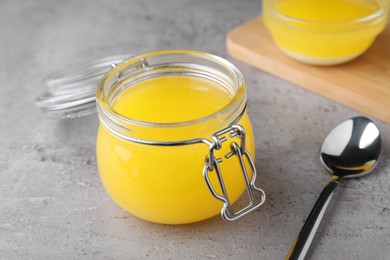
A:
[1, 1, 389, 259]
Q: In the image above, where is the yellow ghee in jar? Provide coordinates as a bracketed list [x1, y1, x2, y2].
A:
[263, 0, 389, 65]
[96, 75, 255, 224]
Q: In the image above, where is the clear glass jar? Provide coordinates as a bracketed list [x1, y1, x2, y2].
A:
[96, 50, 265, 224]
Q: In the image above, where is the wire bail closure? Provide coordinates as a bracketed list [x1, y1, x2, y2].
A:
[203, 124, 266, 221]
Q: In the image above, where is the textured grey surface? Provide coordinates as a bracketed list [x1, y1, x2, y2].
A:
[1, 0, 389, 259]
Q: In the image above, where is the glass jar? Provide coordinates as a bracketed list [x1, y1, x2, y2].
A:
[96, 50, 265, 224]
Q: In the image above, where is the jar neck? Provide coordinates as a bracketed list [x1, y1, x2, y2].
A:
[96, 50, 247, 143]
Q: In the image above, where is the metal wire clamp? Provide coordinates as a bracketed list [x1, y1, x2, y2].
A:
[203, 124, 266, 221]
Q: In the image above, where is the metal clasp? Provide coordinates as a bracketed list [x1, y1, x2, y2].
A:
[203, 124, 266, 222]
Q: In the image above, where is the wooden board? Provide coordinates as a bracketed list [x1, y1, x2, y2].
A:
[227, 17, 390, 124]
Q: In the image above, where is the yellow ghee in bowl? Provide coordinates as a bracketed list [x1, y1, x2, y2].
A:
[263, 0, 389, 65]
[96, 51, 258, 224]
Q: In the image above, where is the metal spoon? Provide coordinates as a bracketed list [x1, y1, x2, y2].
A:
[287, 116, 382, 260]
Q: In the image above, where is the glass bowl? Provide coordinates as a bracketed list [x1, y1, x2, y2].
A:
[263, 0, 390, 65]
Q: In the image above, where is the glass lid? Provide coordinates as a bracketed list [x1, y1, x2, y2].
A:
[35, 54, 132, 119]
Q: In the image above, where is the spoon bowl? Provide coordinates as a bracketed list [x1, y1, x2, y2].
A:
[287, 116, 382, 260]
[320, 116, 382, 179]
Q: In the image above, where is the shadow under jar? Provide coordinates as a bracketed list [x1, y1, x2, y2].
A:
[96, 50, 265, 224]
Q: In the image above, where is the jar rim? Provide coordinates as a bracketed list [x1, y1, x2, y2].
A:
[96, 50, 248, 142]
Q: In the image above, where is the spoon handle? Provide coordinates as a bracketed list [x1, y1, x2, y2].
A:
[287, 177, 340, 260]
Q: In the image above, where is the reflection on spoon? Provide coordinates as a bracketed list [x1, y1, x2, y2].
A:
[287, 116, 382, 260]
